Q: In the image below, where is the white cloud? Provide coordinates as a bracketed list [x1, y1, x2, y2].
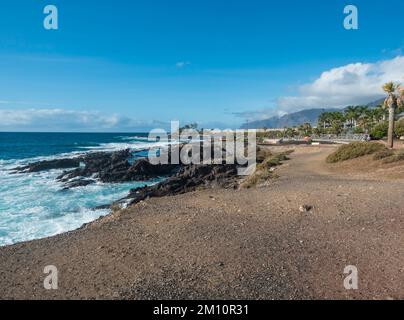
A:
[277, 56, 404, 114]
[0, 108, 168, 132]
[176, 61, 191, 68]
[235, 56, 404, 121]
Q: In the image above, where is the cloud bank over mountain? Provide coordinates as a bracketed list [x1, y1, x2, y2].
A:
[237, 56, 404, 121]
[279, 56, 403, 111]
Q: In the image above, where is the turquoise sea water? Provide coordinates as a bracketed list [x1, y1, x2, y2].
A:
[0, 132, 166, 246]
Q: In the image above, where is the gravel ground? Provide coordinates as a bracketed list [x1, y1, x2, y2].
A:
[1, 145, 404, 300]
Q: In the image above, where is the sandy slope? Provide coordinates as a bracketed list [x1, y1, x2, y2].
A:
[1, 145, 404, 300]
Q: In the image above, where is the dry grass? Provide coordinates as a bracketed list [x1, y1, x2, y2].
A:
[326, 142, 385, 163]
[373, 148, 395, 160]
[241, 150, 293, 188]
[256, 147, 273, 163]
[258, 151, 292, 170]
[382, 150, 404, 164]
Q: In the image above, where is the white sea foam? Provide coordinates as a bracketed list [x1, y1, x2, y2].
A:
[79, 140, 173, 152]
[118, 135, 154, 141]
[0, 136, 162, 246]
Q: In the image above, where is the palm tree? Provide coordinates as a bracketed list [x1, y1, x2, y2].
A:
[383, 82, 403, 148]
[374, 104, 388, 122]
[358, 108, 374, 132]
[329, 112, 345, 134]
[344, 106, 354, 128]
[318, 112, 330, 129]
[298, 123, 312, 136]
[370, 108, 381, 126]
[284, 127, 296, 138]
[344, 106, 362, 128]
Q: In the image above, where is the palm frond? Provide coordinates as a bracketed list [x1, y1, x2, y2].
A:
[383, 82, 396, 93]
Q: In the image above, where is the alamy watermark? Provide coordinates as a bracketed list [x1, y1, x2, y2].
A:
[43, 265, 58, 290]
[343, 5, 359, 30]
[147, 121, 256, 176]
[43, 5, 58, 30]
[344, 265, 358, 290]
[42, 4, 359, 31]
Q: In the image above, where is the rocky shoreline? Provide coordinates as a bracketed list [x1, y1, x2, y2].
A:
[11, 147, 242, 210]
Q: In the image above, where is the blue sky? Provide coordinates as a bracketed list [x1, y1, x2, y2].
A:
[0, 0, 403, 131]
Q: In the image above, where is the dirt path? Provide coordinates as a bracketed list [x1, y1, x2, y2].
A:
[1, 145, 404, 300]
[275, 145, 337, 178]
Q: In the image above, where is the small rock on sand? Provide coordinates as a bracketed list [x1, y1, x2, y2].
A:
[299, 205, 312, 213]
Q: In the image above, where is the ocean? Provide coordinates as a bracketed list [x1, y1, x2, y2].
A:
[0, 132, 167, 246]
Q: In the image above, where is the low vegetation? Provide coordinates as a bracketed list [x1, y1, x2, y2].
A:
[241, 148, 293, 188]
[370, 122, 389, 140]
[258, 151, 292, 169]
[369, 120, 404, 140]
[326, 142, 385, 163]
[327, 141, 404, 165]
[373, 148, 394, 160]
[381, 150, 404, 164]
[395, 119, 404, 138]
[256, 147, 273, 162]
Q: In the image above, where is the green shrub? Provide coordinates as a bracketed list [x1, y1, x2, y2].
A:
[373, 148, 394, 160]
[326, 142, 385, 163]
[353, 127, 365, 134]
[370, 122, 388, 140]
[394, 120, 404, 138]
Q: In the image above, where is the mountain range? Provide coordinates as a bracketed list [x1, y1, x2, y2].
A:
[240, 98, 384, 129]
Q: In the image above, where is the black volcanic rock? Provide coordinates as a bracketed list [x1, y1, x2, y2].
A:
[57, 149, 180, 187]
[13, 149, 180, 189]
[118, 163, 239, 206]
[56, 149, 133, 183]
[13, 158, 82, 173]
[121, 158, 179, 182]
[12, 149, 180, 189]
[62, 179, 96, 190]
[11, 146, 242, 210]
